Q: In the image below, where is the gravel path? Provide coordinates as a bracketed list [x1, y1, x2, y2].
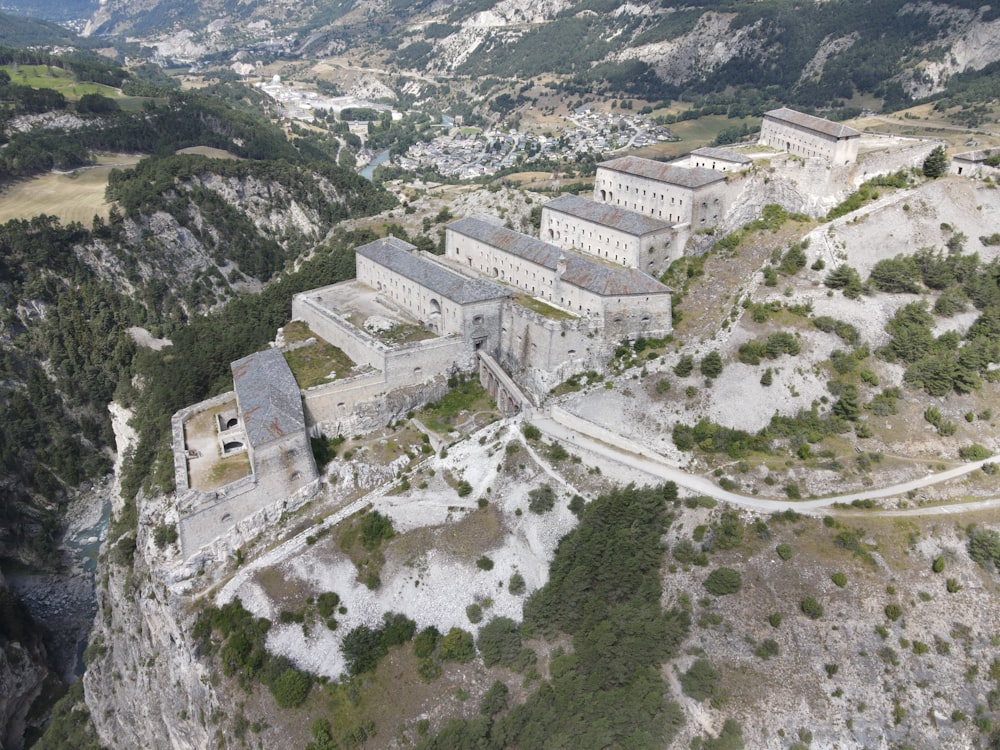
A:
[533, 407, 1000, 516]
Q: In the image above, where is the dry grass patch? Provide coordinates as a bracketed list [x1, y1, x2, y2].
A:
[208, 453, 251, 487]
[253, 566, 313, 610]
[0, 155, 139, 224]
[389, 505, 506, 566]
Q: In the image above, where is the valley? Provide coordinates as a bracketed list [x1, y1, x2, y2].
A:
[2, 3, 1000, 749]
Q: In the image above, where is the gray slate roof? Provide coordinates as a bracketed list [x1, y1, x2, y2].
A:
[954, 148, 998, 163]
[231, 348, 305, 449]
[357, 236, 508, 304]
[763, 107, 860, 139]
[544, 194, 672, 235]
[597, 155, 726, 188]
[448, 217, 669, 296]
[690, 146, 752, 164]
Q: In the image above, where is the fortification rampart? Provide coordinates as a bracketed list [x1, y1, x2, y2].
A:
[855, 136, 939, 184]
[292, 288, 389, 371]
[499, 302, 613, 396]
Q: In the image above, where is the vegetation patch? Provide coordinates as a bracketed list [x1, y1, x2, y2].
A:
[420, 483, 689, 748]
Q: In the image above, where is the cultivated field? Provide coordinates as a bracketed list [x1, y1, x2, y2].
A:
[0, 154, 139, 225]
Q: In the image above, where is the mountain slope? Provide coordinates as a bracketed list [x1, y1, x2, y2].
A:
[82, 0, 1000, 107]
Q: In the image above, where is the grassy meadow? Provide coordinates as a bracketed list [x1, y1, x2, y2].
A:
[0, 154, 139, 224]
[0, 64, 123, 100]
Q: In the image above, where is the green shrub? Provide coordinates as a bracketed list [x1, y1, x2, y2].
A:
[884, 603, 903, 621]
[547, 442, 569, 462]
[959, 444, 991, 461]
[153, 523, 178, 549]
[800, 597, 823, 619]
[457, 480, 473, 497]
[825, 264, 863, 299]
[776, 543, 792, 560]
[522, 423, 541, 440]
[768, 612, 782, 628]
[528, 483, 556, 514]
[680, 658, 720, 702]
[479, 680, 510, 717]
[673, 354, 694, 377]
[754, 638, 779, 660]
[438, 627, 475, 663]
[673, 539, 708, 567]
[359, 510, 394, 550]
[476, 556, 494, 571]
[711, 510, 744, 550]
[704, 567, 742, 596]
[831, 572, 847, 587]
[932, 556, 945, 574]
[508, 572, 526, 595]
[268, 666, 311, 708]
[466, 603, 483, 624]
[968, 526, 1000, 571]
[316, 591, 340, 618]
[477, 617, 524, 669]
[947, 578, 962, 593]
[413, 626, 440, 659]
[700, 351, 723, 379]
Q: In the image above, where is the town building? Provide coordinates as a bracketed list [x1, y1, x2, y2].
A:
[539, 193, 677, 272]
[593, 155, 729, 229]
[758, 107, 860, 165]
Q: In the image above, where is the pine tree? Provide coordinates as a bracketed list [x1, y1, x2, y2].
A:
[922, 145, 948, 178]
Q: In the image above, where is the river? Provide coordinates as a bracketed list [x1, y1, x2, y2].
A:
[360, 149, 391, 181]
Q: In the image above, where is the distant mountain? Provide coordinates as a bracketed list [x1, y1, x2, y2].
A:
[0, 0, 98, 23]
[0, 11, 93, 45]
[80, 0, 1000, 108]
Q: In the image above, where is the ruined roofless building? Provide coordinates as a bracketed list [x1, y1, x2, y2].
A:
[759, 107, 860, 166]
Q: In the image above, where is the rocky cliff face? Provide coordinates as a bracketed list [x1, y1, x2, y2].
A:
[83, 542, 223, 750]
[83, 406, 225, 750]
[0, 573, 51, 750]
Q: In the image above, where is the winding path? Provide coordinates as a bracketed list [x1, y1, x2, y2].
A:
[529, 407, 1000, 516]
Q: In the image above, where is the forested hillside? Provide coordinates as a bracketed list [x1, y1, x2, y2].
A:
[0, 66, 395, 569]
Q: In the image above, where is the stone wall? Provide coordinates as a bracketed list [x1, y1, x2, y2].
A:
[499, 302, 611, 397]
[854, 136, 939, 184]
[292, 288, 389, 371]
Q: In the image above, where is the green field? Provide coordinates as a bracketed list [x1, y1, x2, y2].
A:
[0, 154, 140, 225]
[0, 64, 123, 99]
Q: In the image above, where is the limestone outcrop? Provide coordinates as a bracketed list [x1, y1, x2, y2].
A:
[0, 573, 50, 750]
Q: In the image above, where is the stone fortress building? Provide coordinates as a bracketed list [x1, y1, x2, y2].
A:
[539, 193, 676, 272]
[758, 107, 861, 166]
[593, 154, 729, 227]
[172, 106, 889, 564]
